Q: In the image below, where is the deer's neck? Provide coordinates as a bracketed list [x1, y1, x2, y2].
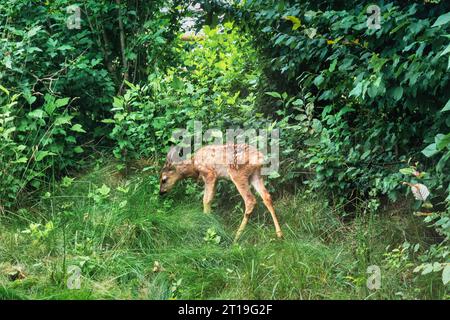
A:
[177, 160, 199, 179]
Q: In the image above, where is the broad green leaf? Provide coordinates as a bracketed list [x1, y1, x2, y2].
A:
[3, 127, 16, 136]
[265, 91, 282, 99]
[437, 150, 450, 172]
[421, 263, 433, 275]
[44, 95, 68, 115]
[61, 177, 74, 187]
[98, 184, 111, 196]
[71, 124, 86, 133]
[55, 98, 70, 109]
[54, 115, 73, 126]
[433, 262, 444, 272]
[432, 12, 450, 28]
[172, 76, 184, 90]
[4, 56, 12, 69]
[101, 119, 115, 124]
[392, 86, 403, 101]
[112, 97, 124, 109]
[436, 133, 450, 150]
[349, 82, 363, 98]
[35, 151, 56, 162]
[73, 146, 84, 154]
[57, 45, 73, 51]
[27, 47, 43, 54]
[28, 109, 46, 119]
[413, 265, 423, 273]
[440, 44, 450, 57]
[124, 80, 138, 90]
[304, 27, 317, 39]
[284, 16, 301, 30]
[274, 34, 287, 45]
[14, 157, 28, 164]
[399, 168, 415, 175]
[422, 143, 439, 157]
[215, 60, 227, 70]
[65, 135, 76, 143]
[443, 265, 450, 285]
[312, 119, 322, 133]
[23, 91, 36, 105]
[27, 26, 42, 37]
[313, 74, 324, 87]
[329, 59, 337, 72]
[0, 84, 10, 96]
[44, 103, 57, 116]
[442, 99, 450, 112]
[304, 137, 320, 146]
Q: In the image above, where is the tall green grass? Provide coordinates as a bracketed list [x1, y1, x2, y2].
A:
[0, 162, 446, 300]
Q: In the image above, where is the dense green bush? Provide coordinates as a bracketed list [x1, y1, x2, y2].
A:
[0, 0, 182, 207]
[215, 0, 450, 204]
[0, 0, 184, 135]
[107, 23, 264, 161]
[0, 0, 114, 134]
[0, 88, 83, 208]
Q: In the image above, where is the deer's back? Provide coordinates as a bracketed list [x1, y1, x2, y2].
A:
[193, 144, 264, 178]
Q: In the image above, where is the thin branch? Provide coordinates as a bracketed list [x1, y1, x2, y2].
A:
[116, 0, 129, 94]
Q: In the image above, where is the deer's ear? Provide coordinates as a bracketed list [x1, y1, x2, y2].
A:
[167, 146, 183, 163]
[166, 147, 177, 163]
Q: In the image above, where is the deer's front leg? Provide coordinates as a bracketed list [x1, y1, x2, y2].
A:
[201, 173, 217, 214]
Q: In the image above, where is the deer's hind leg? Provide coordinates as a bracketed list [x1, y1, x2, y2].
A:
[251, 171, 283, 239]
[229, 170, 256, 242]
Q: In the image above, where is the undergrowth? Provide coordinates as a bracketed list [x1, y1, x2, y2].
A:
[0, 161, 447, 300]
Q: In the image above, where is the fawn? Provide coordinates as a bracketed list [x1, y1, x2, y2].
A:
[159, 144, 283, 242]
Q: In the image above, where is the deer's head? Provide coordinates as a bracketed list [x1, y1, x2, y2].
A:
[159, 166, 182, 195]
[159, 147, 185, 195]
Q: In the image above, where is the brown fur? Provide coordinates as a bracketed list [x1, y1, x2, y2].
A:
[159, 144, 283, 242]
